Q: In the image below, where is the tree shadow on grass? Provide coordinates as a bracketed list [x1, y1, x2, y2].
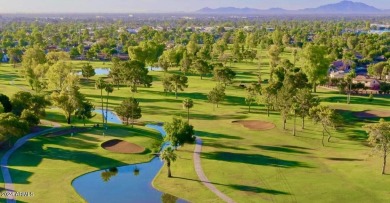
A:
[203, 142, 247, 151]
[230, 184, 290, 195]
[189, 113, 248, 121]
[197, 131, 243, 140]
[171, 176, 289, 195]
[326, 157, 364, 161]
[201, 151, 311, 168]
[253, 145, 311, 154]
[7, 167, 34, 184]
[321, 96, 390, 107]
[8, 141, 128, 169]
[279, 145, 313, 150]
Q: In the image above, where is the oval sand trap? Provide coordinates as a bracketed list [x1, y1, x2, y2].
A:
[232, 120, 275, 131]
[354, 110, 390, 118]
[101, 139, 145, 154]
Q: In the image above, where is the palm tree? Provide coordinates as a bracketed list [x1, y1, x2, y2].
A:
[182, 98, 194, 123]
[95, 78, 106, 125]
[104, 83, 114, 125]
[160, 147, 177, 178]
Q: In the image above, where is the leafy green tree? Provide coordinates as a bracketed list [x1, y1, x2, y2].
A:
[75, 100, 95, 126]
[95, 78, 106, 125]
[46, 51, 70, 65]
[364, 119, 390, 174]
[186, 40, 198, 57]
[194, 59, 211, 80]
[164, 117, 195, 147]
[51, 86, 84, 124]
[0, 104, 3, 113]
[182, 98, 194, 123]
[109, 57, 123, 90]
[301, 44, 330, 93]
[81, 63, 95, 80]
[121, 60, 152, 93]
[8, 47, 23, 68]
[294, 88, 319, 129]
[158, 54, 170, 72]
[344, 70, 356, 104]
[309, 105, 339, 146]
[180, 52, 192, 75]
[245, 83, 261, 113]
[208, 84, 226, 110]
[268, 45, 281, 80]
[0, 94, 12, 113]
[168, 74, 188, 99]
[11, 91, 49, 117]
[0, 113, 29, 145]
[47, 61, 73, 90]
[20, 109, 40, 127]
[160, 147, 177, 178]
[213, 65, 236, 86]
[21, 46, 47, 90]
[69, 48, 81, 59]
[104, 83, 114, 124]
[115, 97, 142, 127]
[162, 76, 174, 96]
[276, 85, 294, 130]
[368, 62, 388, 80]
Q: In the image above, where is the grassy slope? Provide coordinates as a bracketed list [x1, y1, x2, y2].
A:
[1, 48, 390, 202]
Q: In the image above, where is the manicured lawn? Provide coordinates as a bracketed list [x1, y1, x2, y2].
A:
[7, 125, 162, 202]
[1, 50, 390, 202]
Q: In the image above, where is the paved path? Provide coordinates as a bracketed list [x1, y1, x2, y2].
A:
[193, 137, 236, 203]
[1, 121, 61, 203]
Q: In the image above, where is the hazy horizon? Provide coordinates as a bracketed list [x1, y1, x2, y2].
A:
[0, 0, 389, 13]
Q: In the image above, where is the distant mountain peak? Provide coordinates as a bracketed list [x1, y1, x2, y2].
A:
[196, 1, 384, 15]
[303, 1, 380, 13]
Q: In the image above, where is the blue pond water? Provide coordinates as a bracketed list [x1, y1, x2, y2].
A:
[93, 109, 122, 124]
[77, 68, 110, 76]
[72, 122, 186, 203]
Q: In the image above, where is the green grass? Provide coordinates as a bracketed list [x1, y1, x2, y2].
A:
[1, 49, 390, 202]
[7, 125, 162, 202]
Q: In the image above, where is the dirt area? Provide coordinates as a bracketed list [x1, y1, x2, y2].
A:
[232, 120, 276, 131]
[101, 139, 145, 154]
[354, 110, 390, 118]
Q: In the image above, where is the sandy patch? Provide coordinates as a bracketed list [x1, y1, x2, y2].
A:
[232, 120, 275, 131]
[101, 139, 145, 154]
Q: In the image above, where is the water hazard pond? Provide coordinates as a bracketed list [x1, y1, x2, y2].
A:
[72, 114, 186, 203]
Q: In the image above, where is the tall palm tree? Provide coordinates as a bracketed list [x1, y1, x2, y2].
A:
[104, 83, 114, 125]
[160, 147, 177, 178]
[95, 78, 106, 125]
[182, 98, 194, 123]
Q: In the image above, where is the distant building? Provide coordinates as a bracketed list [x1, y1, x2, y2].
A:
[353, 75, 380, 90]
[331, 60, 351, 72]
[329, 71, 346, 79]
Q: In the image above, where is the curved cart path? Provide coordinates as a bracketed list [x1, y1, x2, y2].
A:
[193, 137, 236, 203]
[1, 121, 61, 203]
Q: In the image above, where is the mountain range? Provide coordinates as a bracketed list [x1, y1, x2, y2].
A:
[196, 1, 389, 14]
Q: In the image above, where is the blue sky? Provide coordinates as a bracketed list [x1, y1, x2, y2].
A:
[0, 0, 388, 13]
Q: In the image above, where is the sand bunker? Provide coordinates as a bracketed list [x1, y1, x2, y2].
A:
[101, 139, 145, 154]
[354, 110, 390, 118]
[232, 120, 275, 131]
